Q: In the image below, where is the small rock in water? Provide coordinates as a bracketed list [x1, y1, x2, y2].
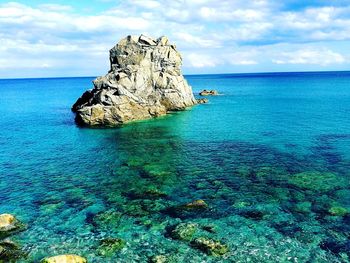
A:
[170, 222, 198, 241]
[197, 98, 209, 104]
[40, 254, 87, 263]
[97, 237, 126, 257]
[191, 237, 229, 256]
[199, 90, 218, 96]
[0, 214, 25, 238]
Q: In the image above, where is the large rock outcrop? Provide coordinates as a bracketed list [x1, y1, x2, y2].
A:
[72, 35, 197, 126]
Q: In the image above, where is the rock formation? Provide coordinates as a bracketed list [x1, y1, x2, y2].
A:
[199, 90, 218, 96]
[72, 35, 197, 126]
[197, 98, 208, 104]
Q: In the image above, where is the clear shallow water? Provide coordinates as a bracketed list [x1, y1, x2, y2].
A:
[1, 72, 350, 262]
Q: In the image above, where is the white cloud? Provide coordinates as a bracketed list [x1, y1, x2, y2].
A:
[174, 32, 220, 48]
[0, 1, 350, 77]
[199, 7, 265, 22]
[38, 4, 73, 12]
[272, 48, 346, 66]
[186, 53, 219, 68]
[185, 50, 258, 68]
[73, 15, 150, 32]
[132, 0, 161, 9]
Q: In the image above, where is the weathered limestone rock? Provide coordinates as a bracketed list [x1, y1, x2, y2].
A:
[41, 254, 87, 263]
[72, 35, 197, 126]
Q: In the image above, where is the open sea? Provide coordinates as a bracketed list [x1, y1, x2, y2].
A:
[1, 71, 350, 262]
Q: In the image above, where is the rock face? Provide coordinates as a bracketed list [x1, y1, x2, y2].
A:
[72, 35, 197, 126]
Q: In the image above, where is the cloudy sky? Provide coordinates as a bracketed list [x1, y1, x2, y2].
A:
[1, 0, 350, 78]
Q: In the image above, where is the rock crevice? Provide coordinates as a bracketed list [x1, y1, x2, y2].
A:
[72, 35, 196, 126]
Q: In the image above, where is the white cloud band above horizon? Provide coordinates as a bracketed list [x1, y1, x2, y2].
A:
[0, 1, 349, 78]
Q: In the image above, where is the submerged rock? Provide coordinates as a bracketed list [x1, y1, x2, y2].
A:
[164, 200, 209, 218]
[199, 90, 218, 96]
[294, 201, 312, 214]
[90, 210, 122, 229]
[72, 35, 197, 126]
[191, 237, 229, 256]
[183, 200, 208, 210]
[0, 214, 24, 238]
[239, 208, 265, 220]
[170, 222, 198, 241]
[149, 255, 168, 263]
[201, 224, 217, 233]
[143, 163, 173, 177]
[125, 188, 167, 200]
[288, 171, 348, 193]
[41, 254, 87, 263]
[0, 239, 26, 262]
[97, 238, 126, 257]
[328, 206, 348, 216]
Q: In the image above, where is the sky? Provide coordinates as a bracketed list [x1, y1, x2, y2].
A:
[0, 0, 350, 78]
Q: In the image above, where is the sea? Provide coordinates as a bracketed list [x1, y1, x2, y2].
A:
[0, 71, 350, 262]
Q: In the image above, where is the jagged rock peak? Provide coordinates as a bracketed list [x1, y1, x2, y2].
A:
[72, 34, 197, 126]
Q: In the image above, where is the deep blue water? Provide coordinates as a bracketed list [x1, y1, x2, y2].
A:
[1, 72, 350, 262]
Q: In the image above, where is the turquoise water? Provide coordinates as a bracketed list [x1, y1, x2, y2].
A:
[1, 72, 350, 262]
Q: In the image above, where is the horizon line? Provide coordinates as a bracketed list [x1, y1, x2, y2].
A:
[1, 69, 350, 81]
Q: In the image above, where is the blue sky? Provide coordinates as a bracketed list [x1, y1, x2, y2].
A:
[0, 0, 350, 78]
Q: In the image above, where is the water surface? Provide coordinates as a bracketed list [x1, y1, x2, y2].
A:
[1, 72, 350, 262]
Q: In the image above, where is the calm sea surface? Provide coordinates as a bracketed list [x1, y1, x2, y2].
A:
[1, 72, 350, 262]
